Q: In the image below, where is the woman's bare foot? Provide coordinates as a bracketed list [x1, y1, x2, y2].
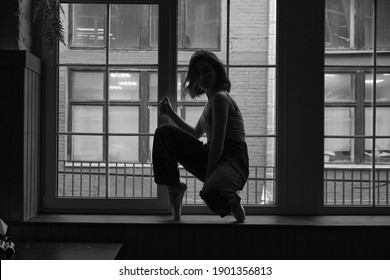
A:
[167, 182, 187, 220]
[231, 200, 245, 222]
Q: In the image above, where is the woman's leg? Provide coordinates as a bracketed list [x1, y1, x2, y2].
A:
[152, 124, 208, 185]
[200, 161, 245, 220]
[152, 124, 208, 220]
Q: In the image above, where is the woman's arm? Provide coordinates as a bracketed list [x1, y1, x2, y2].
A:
[206, 92, 230, 179]
[160, 97, 204, 138]
[167, 109, 204, 138]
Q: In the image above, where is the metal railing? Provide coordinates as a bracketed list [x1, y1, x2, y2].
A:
[57, 160, 276, 205]
[324, 165, 390, 206]
[57, 160, 390, 206]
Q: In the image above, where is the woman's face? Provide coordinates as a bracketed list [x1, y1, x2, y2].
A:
[195, 59, 217, 92]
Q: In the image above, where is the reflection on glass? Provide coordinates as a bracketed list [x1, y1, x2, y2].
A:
[72, 71, 104, 100]
[109, 106, 139, 133]
[59, 4, 106, 64]
[110, 5, 141, 49]
[72, 106, 103, 133]
[71, 4, 106, 47]
[365, 73, 390, 101]
[325, 0, 375, 50]
[325, 0, 353, 49]
[73, 136, 103, 161]
[109, 72, 139, 100]
[325, 73, 354, 101]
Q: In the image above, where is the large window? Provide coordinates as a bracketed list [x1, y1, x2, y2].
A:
[46, 0, 278, 212]
[324, 0, 390, 207]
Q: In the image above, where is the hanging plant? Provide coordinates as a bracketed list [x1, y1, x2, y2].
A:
[32, 0, 66, 58]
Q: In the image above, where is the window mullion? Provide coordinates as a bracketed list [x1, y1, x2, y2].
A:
[139, 71, 149, 162]
[105, 2, 110, 199]
[355, 71, 365, 164]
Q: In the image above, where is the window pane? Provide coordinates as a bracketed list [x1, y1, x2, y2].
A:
[73, 136, 103, 161]
[325, 108, 354, 136]
[365, 73, 390, 101]
[149, 106, 158, 133]
[110, 4, 158, 64]
[72, 71, 104, 100]
[325, 108, 354, 163]
[377, 0, 390, 50]
[150, 5, 159, 48]
[230, 0, 276, 65]
[109, 106, 139, 133]
[108, 137, 157, 198]
[58, 135, 106, 197]
[184, 0, 218, 49]
[109, 72, 140, 101]
[149, 73, 158, 102]
[325, 0, 374, 66]
[324, 138, 353, 163]
[377, 0, 390, 65]
[365, 108, 390, 137]
[110, 4, 141, 49]
[230, 68, 276, 136]
[325, 73, 354, 101]
[184, 106, 203, 127]
[72, 106, 103, 133]
[72, 4, 105, 47]
[109, 136, 139, 162]
[177, 0, 225, 64]
[230, 67, 277, 196]
[325, 0, 353, 49]
[60, 4, 106, 64]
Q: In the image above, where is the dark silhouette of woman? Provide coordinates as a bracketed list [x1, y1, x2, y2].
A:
[153, 50, 249, 222]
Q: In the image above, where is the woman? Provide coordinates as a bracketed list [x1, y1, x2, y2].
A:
[153, 50, 249, 222]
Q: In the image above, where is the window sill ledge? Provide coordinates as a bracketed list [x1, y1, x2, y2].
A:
[23, 214, 390, 227]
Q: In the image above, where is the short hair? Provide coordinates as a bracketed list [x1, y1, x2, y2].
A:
[183, 50, 231, 99]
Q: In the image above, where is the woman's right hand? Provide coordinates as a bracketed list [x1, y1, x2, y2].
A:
[159, 97, 173, 116]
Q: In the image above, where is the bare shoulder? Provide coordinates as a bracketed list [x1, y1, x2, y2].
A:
[212, 91, 233, 109]
[212, 91, 230, 103]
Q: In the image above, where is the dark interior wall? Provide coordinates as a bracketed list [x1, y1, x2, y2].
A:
[0, 0, 33, 51]
[0, 1, 20, 49]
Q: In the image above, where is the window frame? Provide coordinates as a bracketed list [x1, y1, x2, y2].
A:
[39, 0, 390, 216]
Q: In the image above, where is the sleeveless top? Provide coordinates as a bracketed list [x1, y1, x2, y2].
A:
[199, 92, 246, 144]
[199, 91, 249, 187]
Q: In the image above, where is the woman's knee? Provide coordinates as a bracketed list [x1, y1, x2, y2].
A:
[154, 124, 172, 137]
